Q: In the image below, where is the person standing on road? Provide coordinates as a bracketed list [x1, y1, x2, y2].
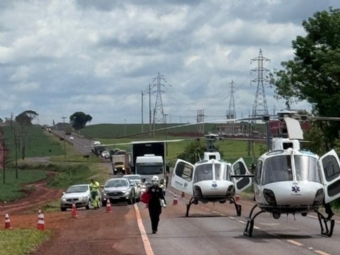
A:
[146, 176, 165, 234]
[90, 178, 100, 209]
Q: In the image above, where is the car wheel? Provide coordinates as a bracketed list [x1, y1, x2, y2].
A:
[86, 201, 90, 210]
[128, 193, 134, 205]
[60, 207, 66, 212]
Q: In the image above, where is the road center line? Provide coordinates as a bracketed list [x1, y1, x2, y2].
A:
[314, 250, 331, 255]
[287, 240, 303, 246]
[134, 204, 154, 255]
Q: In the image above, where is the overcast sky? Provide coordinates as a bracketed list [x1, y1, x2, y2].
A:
[1, 0, 339, 126]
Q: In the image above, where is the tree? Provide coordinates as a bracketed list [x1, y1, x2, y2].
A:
[70, 112, 93, 130]
[177, 140, 206, 164]
[270, 7, 340, 150]
[15, 110, 39, 126]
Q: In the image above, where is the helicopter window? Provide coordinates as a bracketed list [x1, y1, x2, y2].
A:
[254, 160, 263, 184]
[214, 164, 226, 180]
[294, 155, 320, 183]
[263, 155, 293, 185]
[194, 164, 214, 182]
[321, 155, 340, 182]
[175, 161, 193, 182]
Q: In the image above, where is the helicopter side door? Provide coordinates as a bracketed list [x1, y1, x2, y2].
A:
[319, 149, 340, 203]
[231, 158, 252, 194]
[171, 159, 194, 196]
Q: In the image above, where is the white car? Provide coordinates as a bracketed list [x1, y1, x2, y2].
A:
[101, 150, 110, 159]
[60, 184, 101, 211]
[123, 174, 142, 200]
[69, 136, 74, 140]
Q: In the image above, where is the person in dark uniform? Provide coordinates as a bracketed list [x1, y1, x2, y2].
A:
[147, 175, 165, 234]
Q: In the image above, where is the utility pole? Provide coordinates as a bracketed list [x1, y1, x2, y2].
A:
[141, 90, 144, 133]
[0, 139, 8, 184]
[62, 116, 66, 159]
[148, 84, 152, 136]
[164, 114, 168, 156]
[13, 127, 19, 179]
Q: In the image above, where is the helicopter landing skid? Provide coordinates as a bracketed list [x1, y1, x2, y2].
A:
[316, 211, 335, 237]
[243, 204, 264, 237]
[229, 197, 242, 216]
[185, 197, 198, 217]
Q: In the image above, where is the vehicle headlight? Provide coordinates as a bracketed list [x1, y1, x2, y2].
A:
[124, 190, 130, 195]
[80, 196, 87, 201]
[61, 197, 66, 202]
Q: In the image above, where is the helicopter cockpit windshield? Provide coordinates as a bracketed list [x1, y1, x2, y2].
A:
[294, 155, 321, 183]
[263, 155, 292, 184]
[194, 163, 228, 183]
[263, 154, 321, 185]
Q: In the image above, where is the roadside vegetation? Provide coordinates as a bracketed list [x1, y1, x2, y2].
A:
[0, 229, 51, 255]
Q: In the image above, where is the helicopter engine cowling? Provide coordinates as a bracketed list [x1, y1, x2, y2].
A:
[262, 181, 324, 210]
[193, 180, 234, 201]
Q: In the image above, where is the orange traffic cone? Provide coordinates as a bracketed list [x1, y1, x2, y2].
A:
[172, 194, 178, 205]
[5, 213, 11, 230]
[106, 200, 112, 213]
[235, 195, 240, 202]
[181, 192, 185, 198]
[37, 210, 45, 231]
[71, 203, 78, 218]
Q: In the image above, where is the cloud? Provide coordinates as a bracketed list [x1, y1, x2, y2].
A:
[0, 0, 336, 126]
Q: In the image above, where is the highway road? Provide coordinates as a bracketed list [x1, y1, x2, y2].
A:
[51, 130, 93, 155]
[137, 190, 340, 255]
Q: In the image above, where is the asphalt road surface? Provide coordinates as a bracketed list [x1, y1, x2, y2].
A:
[52, 130, 93, 155]
[135, 189, 340, 255]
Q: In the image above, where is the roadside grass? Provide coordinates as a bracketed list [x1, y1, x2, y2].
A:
[76, 123, 267, 139]
[0, 229, 51, 255]
[0, 169, 47, 202]
[3, 125, 65, 161]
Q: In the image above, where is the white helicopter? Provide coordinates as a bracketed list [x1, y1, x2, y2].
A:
[171, 133, 254, 217]
[243, 111, 340, 237]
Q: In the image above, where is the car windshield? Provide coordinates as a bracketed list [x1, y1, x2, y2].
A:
[124, 175, 141, 181]
[136, 164, 163, 175]
[263, 155, 293, 185]
[66, 185, 88, 193]
[105, 179, 128, 187]
[294, 155, 321, 183]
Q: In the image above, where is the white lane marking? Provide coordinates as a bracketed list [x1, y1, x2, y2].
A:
[307, 215, 318, 219]
[314, 250, 331, 255]
[287, 240, 303, 246]
[134, 204, 154, 255]
[229, 217, 235, 220]
[238, 220, 246, 224]
[254, 226, 260, 230]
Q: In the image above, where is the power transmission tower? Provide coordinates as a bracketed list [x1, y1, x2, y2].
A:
[141, 90, 144, 133]
[152, 72, 168, 126]
[197, 110, 204, 134]
[251, 49, 270, 118]
[226, 80, 236, 119]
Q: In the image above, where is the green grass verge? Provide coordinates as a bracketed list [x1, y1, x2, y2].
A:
[0, 229, 51, 255]
[0, 169, 47, 202]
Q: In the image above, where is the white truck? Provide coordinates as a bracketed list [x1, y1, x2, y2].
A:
[131, 141, 167, 184]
